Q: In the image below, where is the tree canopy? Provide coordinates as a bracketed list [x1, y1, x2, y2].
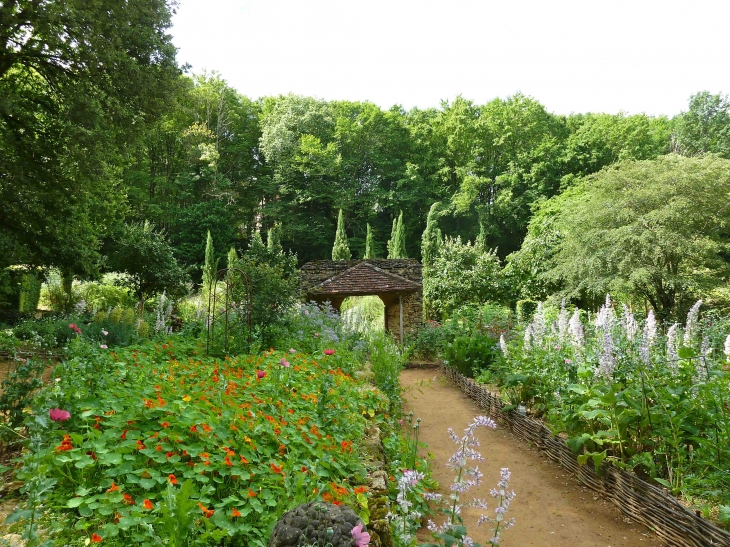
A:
[510, 154, 730, 320]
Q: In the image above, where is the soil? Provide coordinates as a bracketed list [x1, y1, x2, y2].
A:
[401, 368, 663, 547]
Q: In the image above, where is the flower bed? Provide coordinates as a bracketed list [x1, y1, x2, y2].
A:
[13, 339, 385, 546]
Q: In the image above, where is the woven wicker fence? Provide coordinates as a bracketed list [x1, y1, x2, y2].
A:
[440, 365, 730, 547]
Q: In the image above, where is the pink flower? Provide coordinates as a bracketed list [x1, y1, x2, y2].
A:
[101, 330, 108, 336]
[49, 408, 71, 422]
[69, 323, 76, 329]
[100, 344, 108, 349]
[280, 358, 290, 368]
[323, 349, 335, 356]
[289, 348, 296, 354]
[313, 332, 319, 338]
[350, 523, 370, 547]
[256, 370, 266, 379]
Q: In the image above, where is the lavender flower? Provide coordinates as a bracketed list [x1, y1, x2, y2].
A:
[499, 334, 508, 357]
[596, 330, 615, 380]
[621, 305, 639, 342]
[557, 301, 570, 343]
[530, 303, 547, 348]
[523, 325, 533, 351]
[427, 417, 513, 547]
[683, 300, 702, 347]
[595, 295, 616, 330]
[666, 323, 679, 376]
[568, 309, 584, 349]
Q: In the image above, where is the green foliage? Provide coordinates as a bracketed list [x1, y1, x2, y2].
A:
[0, 0, 180, 276]
[424, 236, 503, 319]
[516, 155, 730, 320]
[516, 300, 538, 324]
[0, 358, 46, 433]
[108, 222, 189, 308]
[202, 230, 218, 298]
[367, 330, 408, 409]
[17, 339, 373, 546]
[19, 271, 42, 313]
[234, 234, 300, 346]
[331, 209, 351, 260]
[363, 224, 375, 259]
[421, 202, 442, 270]
[443, 329, 501, 379]
[673, 91, 730, 158]
[77, 275, 137, 311]
[387, 211, 407, 258]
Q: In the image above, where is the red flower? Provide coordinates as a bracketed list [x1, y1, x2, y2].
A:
[231, 507, 242, 518]
[49, 408, 71, 421]
[323, 349, 335, 356]
[270, 462, 282, 474]
[55, 434, 73, 452]
[91, 533, 103, 543]
[256, 370, 266, 380]
[168, 474, 177, 485]
[106, 482, 120, 493]
[122, 493, 134, 505]
[160, 421, 170, 428]
[143, 499, 153, 510]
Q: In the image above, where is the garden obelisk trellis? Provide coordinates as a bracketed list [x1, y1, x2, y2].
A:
[205, 267, 253, 355]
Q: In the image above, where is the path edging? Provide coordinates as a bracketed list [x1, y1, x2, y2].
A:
[440, 365, 730, 547]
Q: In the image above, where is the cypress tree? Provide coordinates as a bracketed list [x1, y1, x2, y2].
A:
[388, 211, 407, 258]
[202, 230, 218, 297]
[421, 202, 442, 270]
[475, 221, 488, 254]
[267, 223, 282, 255]
[332, 209, 352, 260]
[364, 223, 375, 259]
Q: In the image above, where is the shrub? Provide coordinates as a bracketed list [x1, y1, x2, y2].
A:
[0, 358, 47, 434]
[406, 320, 449, 360]
[19, 271, 42, 312]
[443, 330, 501, 378]
[516, 299, 538, 324]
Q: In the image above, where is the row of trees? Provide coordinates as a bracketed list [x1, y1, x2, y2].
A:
[3, 1, 730, 316]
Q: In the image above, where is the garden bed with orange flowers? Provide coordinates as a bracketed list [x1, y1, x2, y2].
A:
[8, 338, 386, 546]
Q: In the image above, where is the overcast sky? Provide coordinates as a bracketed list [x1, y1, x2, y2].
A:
[170, 0, 730, 117]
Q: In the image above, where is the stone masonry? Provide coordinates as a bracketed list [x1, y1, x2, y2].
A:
[301, 259, 423, 343]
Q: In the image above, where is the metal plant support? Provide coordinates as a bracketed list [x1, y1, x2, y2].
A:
[205, 267, 253, 356]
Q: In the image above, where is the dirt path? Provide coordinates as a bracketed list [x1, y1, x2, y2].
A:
[401, 369, 662, 547]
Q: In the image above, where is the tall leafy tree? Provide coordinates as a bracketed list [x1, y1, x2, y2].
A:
[516, 155, 730, 320]
[673, 91, 730, 158]
[332, 210, 352, 260]
[0, 0, 181, 277]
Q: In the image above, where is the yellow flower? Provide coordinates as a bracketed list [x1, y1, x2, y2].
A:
[182, 395, 191, 402]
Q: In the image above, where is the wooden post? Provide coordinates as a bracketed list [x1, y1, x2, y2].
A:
[399, 295, 404, 343]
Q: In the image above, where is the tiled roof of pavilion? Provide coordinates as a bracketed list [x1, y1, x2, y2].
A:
[307, 262, 421, 296]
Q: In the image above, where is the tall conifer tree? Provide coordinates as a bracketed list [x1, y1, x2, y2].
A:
[388, 211, 407, 258]
[332, 209, 352, 260]
[364, 223, 375, 259]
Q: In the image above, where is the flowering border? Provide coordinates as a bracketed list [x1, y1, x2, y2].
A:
[440, 364, 730, 547]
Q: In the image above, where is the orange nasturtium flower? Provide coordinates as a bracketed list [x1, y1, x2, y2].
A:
[168, 474, 178, 485]
[143, 499, 153, 510]
[122, 493, 134, 505]
[91, 533, 103, 543]
[270, 463, 283, 474]
[198, 502, 214, 518]
[106, 482, 120, 493]
[231, 508, 242, 518]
